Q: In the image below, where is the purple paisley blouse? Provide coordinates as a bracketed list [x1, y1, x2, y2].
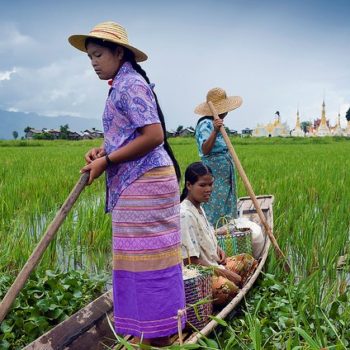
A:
[103, 62, 172, 212]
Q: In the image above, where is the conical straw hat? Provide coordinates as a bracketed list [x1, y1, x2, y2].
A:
[194, 87, 242, 116]
[68, 21, 147, 62]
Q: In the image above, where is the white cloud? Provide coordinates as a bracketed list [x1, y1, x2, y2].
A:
[7, 107, 19, 112]
[0, 68, 17, 81]
[0, 5, 349, 132]
[0, 23, 37, 52]
[0, 56, 106, 119]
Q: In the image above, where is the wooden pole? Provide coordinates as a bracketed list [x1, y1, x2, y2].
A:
[0, 172, 90, 323]
[208, 101, 290, 272]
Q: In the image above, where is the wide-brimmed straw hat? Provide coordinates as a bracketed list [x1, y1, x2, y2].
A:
[194, 87, 242, 116]
[68, 21, 147, 62]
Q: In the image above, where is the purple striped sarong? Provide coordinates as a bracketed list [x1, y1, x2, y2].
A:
[112, 166, 186, 338]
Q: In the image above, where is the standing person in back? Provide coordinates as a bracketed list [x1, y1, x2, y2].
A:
[68, 21, 185, 347]
[194, 88, 242, 226]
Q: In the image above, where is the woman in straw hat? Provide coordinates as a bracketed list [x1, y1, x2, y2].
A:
[194, 88, 242, 226]
[69, 21, 185, 346]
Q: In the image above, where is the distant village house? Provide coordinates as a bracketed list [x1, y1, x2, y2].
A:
[24, 127, 104, 140]
[82, 128, 104, 139]
[177, 127, 195, 137]
[241, 128, 253, 137]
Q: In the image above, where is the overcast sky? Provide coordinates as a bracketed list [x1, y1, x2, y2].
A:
[1, 0, 349, 131]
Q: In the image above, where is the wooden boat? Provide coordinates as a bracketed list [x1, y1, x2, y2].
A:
[24, 195, 273, 350]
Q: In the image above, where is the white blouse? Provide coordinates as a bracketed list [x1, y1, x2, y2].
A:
[180, 199, 220, 267]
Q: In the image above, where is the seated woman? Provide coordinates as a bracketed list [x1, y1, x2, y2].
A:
[180, 162, 256, 305]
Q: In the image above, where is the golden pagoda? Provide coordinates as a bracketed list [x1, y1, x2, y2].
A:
[316, 100, 331, 136]
[291, 110, 304, 137]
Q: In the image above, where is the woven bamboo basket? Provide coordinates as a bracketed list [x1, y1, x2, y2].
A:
[183, 265, 213, 330]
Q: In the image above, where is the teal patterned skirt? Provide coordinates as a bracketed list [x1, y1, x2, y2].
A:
[201, 152, 237, 226]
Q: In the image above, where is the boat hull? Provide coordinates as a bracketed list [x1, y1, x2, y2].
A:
[24, 195, 274, 349]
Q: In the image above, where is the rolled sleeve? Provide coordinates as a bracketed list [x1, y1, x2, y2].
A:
[180, 211, 200, 260]
[195, 119, 213, 155]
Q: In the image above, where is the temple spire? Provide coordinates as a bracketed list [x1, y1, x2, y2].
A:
[316, 98, 331, 136]
[320, 99, 327, 126]
[296, 109, 301, 128]
[291, 108, 304, 137]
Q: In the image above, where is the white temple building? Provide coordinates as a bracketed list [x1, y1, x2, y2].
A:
[252, 101, 349, 138]
[315, 100, 331, 137]
[332, 113, 344, 136]
[252, 112, 290, 137]
[291, 110, 305, 137]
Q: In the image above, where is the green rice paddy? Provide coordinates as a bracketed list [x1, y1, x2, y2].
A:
[1, 137, 350, 349]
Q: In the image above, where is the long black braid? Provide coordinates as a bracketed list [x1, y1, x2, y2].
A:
[128, 58, 181, 182]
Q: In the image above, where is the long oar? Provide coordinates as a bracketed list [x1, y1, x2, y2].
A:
[0, 172, 90, 323]
[208, 101, 290, 272]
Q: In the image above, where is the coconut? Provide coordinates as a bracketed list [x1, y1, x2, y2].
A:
[226, 254, 258, 284]
[212, 276, 239, 306]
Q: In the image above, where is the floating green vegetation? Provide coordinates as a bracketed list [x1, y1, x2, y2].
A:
[0, 269, 107, 349]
